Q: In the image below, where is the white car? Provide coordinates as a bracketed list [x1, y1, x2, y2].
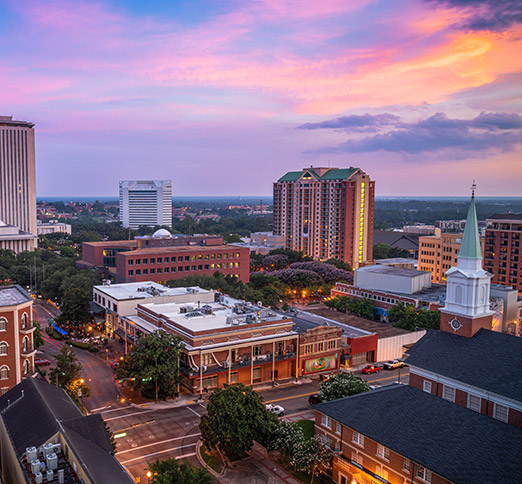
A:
[265, 404, 285, 417]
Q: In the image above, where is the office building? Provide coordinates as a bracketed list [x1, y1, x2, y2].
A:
[36, 220, 72, 236]
[273, 167, 374, 269]
[0, 285, 37, 393]
[0, 116, 37, 252]
[418, 230, 484, 284]
[119, 180, 172, 229]
[0, 222, 37, 254]
[484, 213, 522, 295]
[0, 378, 133, 484]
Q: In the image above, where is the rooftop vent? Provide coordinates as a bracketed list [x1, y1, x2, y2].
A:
[184, 311, 203, 318]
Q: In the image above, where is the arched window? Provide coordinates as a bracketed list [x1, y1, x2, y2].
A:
[0, 366, 9, 380]
[0, 342, 7, 355]
[455, 286, 462, 304]
[480, 286, 486, 304]
[23, 360, 29, 375]
[22, 313, 28, 329]
[22, 337, 29, 353]
[0, 318, 6, 331]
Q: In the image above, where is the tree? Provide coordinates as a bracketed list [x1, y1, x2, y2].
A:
[290, 436, 332, 483]
[199, 384, 277, 461]
[373, 243, 392, 260]
[268, 420, 304, 457]
[56, 285, 93, 334]
[33, 320, 44, 349]
[324, 258, 352, 271]
[318, 372, 369, 402]
[115, 331, 184, 400]
[148, 458, 214, 484]
[50, 346, 89, 403]
[388, 302, 440, 331]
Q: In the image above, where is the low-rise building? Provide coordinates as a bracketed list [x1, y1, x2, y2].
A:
[36, 220, 72, 236]
[373, 230, 421, 259]
[0, 222, 37, 254]
[0, 286, 36, 393]
[0, 378, 133, 484]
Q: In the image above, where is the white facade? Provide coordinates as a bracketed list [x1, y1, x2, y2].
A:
[376, 330, 426, 362]
[37, 222, 72, 235]
[119, 180, 172, 229]
[355, 265, 432, 295]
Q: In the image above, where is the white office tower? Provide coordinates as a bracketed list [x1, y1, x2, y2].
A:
[119, 180, 172, 229]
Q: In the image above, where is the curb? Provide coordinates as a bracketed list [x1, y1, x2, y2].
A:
[196, 439, 226, 478]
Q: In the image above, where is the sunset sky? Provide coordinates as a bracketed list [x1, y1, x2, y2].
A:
[1, 0, 521, 197]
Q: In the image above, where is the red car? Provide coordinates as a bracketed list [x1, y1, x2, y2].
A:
[361, 365, 381, 374]
[35, 359, 51, 367]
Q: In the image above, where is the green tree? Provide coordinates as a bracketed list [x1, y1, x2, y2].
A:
[290, 436, 332, 483]
[324, 258, 352, 271]
[33, 320, 44, 349]
[199, 384, 277, 461]
[56, 285, 93, 334]
[373, 243, 391, 260]
[115, 331, 184, 400]
[148, 458, 214, 484]
[388, 302, 440, 331]
[318, 372, 369, 402]
[268, 420, 304, 457]
[50, 346, 82, 388]
[60, 246, 77, 258]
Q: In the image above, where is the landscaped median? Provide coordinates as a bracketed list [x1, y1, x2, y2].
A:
[196, 440, 225, 477]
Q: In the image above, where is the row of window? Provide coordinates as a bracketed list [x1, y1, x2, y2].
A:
[0, 313, 30, 331]
[128, 252, 242, 266]
[128, 262, 240, 276]
[303, 340, 338, 355]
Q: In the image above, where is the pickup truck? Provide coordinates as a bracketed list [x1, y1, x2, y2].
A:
[383, 360, 406, 370]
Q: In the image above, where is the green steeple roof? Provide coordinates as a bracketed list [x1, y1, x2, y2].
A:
[458, 193, 482, 260]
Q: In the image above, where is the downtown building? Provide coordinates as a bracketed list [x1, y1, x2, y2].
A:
[313, 193, 522, 484]
[273, 167, 374, 269]
[119, 180, 172, 229]
[0, 116, 37, 253]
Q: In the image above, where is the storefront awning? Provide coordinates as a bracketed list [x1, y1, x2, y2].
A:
[373, 307, 388, 316]
[89, 301, 106, 315]
[114, 328, 126, 340]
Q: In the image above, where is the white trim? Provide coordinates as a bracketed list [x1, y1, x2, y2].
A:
[0, 318, 6, 331]
[442, 385, 456, 403]
[467, 393, 481, 412]
[493, 403, 509, 423]
[410, 366, 522, 412]
[423, 380, 432, 393]
[14, 309, 20, 383]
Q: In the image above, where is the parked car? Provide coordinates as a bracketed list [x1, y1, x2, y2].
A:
[361, 365, 381, 374]
[369, 384, 382, 390]
[265, 404, 285, 417]
[110, 359, 120, 368]
[383, 359, 406, 370]
[35, 359, 51, 367]
[308, 394, 323, 405]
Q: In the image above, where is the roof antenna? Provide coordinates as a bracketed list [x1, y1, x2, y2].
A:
[471, 180, 476, 198]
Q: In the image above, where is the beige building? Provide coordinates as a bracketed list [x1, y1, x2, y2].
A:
[273, 167, 374, 269]
[0, 116, 37, 252]
[36, 220, 72, 236]
[418, 230, 484, 283]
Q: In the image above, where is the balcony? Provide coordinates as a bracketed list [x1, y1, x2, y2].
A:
[20, 323, 35, 335]
[21, 344, 36, 357]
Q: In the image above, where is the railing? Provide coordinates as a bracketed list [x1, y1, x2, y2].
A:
[21, 344, 35, 355]
[20, 323, 34, 333]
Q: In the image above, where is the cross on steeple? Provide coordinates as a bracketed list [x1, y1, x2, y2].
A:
[471, 180, 477, 197]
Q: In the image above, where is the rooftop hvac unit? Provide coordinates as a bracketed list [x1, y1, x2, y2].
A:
[51, 443, 62, 455]
[231, 319, 240, 326]
[43, 443, 55, 456]
[46, 470, 54, 481]
[58, 468, 65, 484]
[31, 460, 41, 475]
[246, 314, 257, 324]
[26, 446, 37, 461]
[202, 307, 212, 315]
[46, 453, 58, 470]
[180, 306, 188, 314]
[35, 472, 43, 484]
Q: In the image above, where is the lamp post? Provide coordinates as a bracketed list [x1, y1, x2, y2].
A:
[146, 470, 152, 483]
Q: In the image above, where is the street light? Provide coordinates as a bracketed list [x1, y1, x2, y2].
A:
[146, 470, 152, 483]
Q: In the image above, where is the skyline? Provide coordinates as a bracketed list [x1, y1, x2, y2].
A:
[1, 0, 521, 197]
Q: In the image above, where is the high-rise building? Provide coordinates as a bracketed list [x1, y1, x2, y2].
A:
[484, 213, 522, 295]
[273, 166, 374, 269]
[0, 116, 37, 252]
[119, 180, 172, 229]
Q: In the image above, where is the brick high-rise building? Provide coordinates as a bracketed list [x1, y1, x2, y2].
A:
[484, 213, 522, 295]
[0, 116, 37, 252]
[273, 167, 374, 269]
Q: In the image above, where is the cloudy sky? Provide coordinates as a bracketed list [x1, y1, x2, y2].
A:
[1, 0, 521, 197]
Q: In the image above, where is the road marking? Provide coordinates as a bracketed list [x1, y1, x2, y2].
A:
[367, 374, 407, 384]
[120, 446, 197, 464]
[186, 405, 202, 417]
[265, 391, 317, 404]
[104, 408, 159, 421]
[41, 334, 63, 349]
[116, 433, 200, 455]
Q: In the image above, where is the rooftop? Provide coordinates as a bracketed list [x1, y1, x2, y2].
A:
[315, 384, 522, 484]
[305, 307, 410, 338]
[278, 167, 360, 182]
[0, 115, 34, 128]
[0, 285, 32, 307]
[122, 244, 244, 255]
[487, 213, 522, 222]
[374, 258, 416, 266]
[356, 264, 427, 278]
[291, 311, 373, 338]
[93, 282, 212, 301]
[405, 328, 522, 402]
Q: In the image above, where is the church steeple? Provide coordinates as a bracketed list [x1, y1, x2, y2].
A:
[458, 182, 482, 268]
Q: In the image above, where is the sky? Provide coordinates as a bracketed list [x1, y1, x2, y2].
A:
[1, 0, 521, 197]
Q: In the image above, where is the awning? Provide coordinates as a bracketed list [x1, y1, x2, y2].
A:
[373, 307, 388, 316]
[114, 328, 126, 340]
[89, 301, 106, 315]
[52, 323, 68, 336]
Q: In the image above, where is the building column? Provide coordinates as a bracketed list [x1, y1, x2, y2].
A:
[272, 341, 275, 385]
[250, 344, 254, 386]
[228, 348, 231, 384]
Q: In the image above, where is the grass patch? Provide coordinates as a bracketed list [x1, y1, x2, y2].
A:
[45, 326, 62, 341]
[200, 444, 224, 473]
[296, 419, 315, 440]
[65, 340, 99, 352]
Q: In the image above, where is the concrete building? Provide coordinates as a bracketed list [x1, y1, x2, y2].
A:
[0, 286, 36, 394]
[0, 116, 37, 252]
[273, 167, 374, 269]
[373, 230, 421, 258]
[355, 265, 432, 295]
[230, 231, 286, 255]
[36, 220, 72, 236]
[484, 213, 522, 295]
[119, 180, 172, 229]
[402, 225, 435, 234]
[0, 378, 133, 484]
[418, 230, 485, 284]
[0, 222, 37, 254]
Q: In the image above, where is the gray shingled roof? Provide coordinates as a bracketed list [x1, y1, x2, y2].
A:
[315, 385, 522, 484]
[405, 328, 522, 402]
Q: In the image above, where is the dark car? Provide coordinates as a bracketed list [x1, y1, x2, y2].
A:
[308, 394, 323, 405]
[361, 364, 381, 375]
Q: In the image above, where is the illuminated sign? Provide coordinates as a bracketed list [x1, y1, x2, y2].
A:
[304, 355, 336, 373]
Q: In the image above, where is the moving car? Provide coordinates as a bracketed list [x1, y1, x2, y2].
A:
[383, 360, 406, 370]
[308, 394, 323, 405]
[361, 364, 381, 374]
[265, 403, 285, 417]
[35, 359, 51, 367]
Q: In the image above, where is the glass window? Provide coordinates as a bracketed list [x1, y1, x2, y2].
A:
[157, 257, 162, 263]
[164, 267, 169, 273]
[157, 268, 162, 274]
[0, 366, 8, 379]
[128, 260, 133, 265]
[191, 265, 196, 271]
[321, 414, 332, 428]
[423, 380, 432, 393]
[143, 258, 148, 264]
[150, 268, 155, 274]
[143, 269, 148, 275]
[150, 258, 155, 264]
[376, 444, 390, 460]
[198, 265, 203, 270]
[0, 319, 6, 331]
[253, 367, 261, 382]
[128, 270, 134, 276]
[185, 256, 190, 261]
[0, 343, 7, 355]
[178, 267, 183, 272]
[204, 265, 209, 270]
[352, 431, 364, 446]
[135, 270, 141, 275]
[178, 256, 184, 262]
[136, 259, 141, 265]
[403, 459, 410, 471]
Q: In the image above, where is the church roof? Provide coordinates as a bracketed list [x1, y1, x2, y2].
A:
[458, 194, 482, 260]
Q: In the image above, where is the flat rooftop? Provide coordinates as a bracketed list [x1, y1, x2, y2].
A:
[93, 282, 212, 301]
[0, 285, 32, 307]
[138, 296, 291, 335]
[306, 307, 411, 338]
[123, 244, 242, 255]
[292, 311, 373, 338]
[357, 264, 427, 277]
[375, 258, 417, 265]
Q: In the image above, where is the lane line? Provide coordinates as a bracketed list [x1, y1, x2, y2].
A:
[186, 405, 202, 418]
[116, 433, 200, 455]
[120, 446, 197, 465]
[265, 391, 317, 404]
[104, 408, 159, 421]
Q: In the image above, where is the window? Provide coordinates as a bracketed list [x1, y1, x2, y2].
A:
[319, 434, 331, 449]
[403, 459, 410, 471]
[228, 371, 238, 384]
[23, 360, 30, 375]
[22, 313, 28, 329]
[128, 259, 133, 265]
[335, 421, 341, 435]
[150, 258, 155, 264]
[416, 466, 432, 483]
[253, 367, 261, 382]
[352, 431, 364, 446]
[164, 267, 169, 273]
[494, 403, 509, 423]
[191, 265, 196, 271]
[157, 257, 162, 263]
[253, 345, 262, 357]
[327, 340, 336, 350]
[143, 258, 148, 264]
[304, 344, 313, 354]
[178, 256, 184, 262]
[198, 265, 203, 270]
[178, 267, 183, 272]
[171, 267, 176, 273]
[143, 269, 148, 275]
[1, 387, 8, 395]
[191, 255, 196, 261]
[352, 451, 363, 465]
[0, 366, 8, 380]
[150, 268, 155, 274]
[321, 414, 332, 428]
[0, 319, 6, 331]
[128, 270, 134, 276]
[0, 343, 7, 355]
[135, 269, 141, 275]
[157, 268, 162, 274]
[317, 342, 324, 352]
[204, 265, 209, 270]
[423, 380, 432, 393]
[376, 444, 390, 460]
[185, 266, 190, 271]
[443, 385, 455, 402]
[467, 394, 481, 413]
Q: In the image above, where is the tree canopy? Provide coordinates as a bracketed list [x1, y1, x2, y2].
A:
[50, 346, 89, 404]
[318, 371, 369, 402]
[148, 458, 214, 484]
[324, 296, 375, 320]
[387, 302, 440, 331]
[199, 384, 277, 461]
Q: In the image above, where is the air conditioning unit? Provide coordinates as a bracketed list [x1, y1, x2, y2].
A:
[46, 470, 54, 481]
[35, 472, 43, 484]
[180, 306, 187, 314]
[58, 469, 65, 484]
[43, 443, 55, 457]
[26, 446, 37, 461]
[30, 460, 41, 475]
[52, 443, 62, 455]
[46, 453, 58, 470]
